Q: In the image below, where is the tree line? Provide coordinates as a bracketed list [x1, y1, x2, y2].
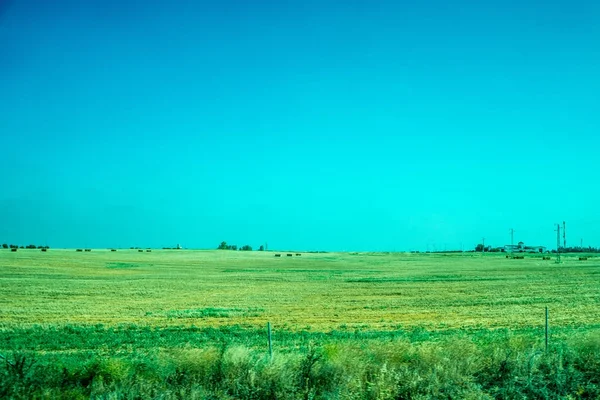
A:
[557, 246, 600, 253]
[2, 244, 50, 249]
[217, 241, 265, 251]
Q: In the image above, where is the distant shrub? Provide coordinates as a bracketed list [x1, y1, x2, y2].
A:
[2, 244, 8, 249]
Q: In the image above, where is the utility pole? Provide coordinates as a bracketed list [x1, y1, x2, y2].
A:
[563, 221, 566, 249]
[555, 224, 561, 263]
[482, 237, 485, 255]
[509, 228, 514, 247]
[581, 238, 583, 249]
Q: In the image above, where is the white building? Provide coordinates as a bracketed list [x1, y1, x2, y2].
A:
[504, 242, 546, 253]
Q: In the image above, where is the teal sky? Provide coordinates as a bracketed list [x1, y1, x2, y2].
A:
[1, 0, 598, 251]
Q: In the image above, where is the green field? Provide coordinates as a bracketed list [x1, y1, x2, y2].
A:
[1, 249, 600, 398]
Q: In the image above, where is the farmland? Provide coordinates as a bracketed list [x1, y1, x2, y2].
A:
[1, 249, 600, 398]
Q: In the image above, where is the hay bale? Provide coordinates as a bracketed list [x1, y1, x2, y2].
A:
[146, 249, 152, 252]
[274, 254, 281, 257]
[11, 248, 17, 252]
[111, 249, 117, 252]
[287, 253, 293, 257]
[579, 257, 588, 261]
[138, 249, 144, 252]
[76, 249, 83, 252]
[296, 253, 302, 256]
[41, 248, 47, 252]
[84, 249, 91, 252]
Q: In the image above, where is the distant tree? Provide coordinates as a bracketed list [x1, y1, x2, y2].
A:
[26, 244, 37, 249]
[1, 244, 7, 249]
[9, 244, 17, 249]
[218, 241, 239, 250]
[240, 245, 252, 251]
[258, 245, 264, 251]
[474, 244, 493, 252]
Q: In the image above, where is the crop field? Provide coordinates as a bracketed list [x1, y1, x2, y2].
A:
[1, 249, 600, 399]
[2, 249, 600, 330]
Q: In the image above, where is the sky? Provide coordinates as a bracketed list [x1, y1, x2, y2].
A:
[0, 0, 598, 251]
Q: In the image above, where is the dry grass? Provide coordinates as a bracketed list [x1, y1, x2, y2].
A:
[1, 249, 599, 331]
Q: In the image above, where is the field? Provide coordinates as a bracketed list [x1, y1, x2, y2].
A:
[1, 249, 600, 399]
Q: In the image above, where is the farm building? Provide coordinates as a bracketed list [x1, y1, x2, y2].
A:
[504, 241, 546, 253]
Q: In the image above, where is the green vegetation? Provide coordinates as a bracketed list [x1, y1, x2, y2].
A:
[1, 250, 599, 398]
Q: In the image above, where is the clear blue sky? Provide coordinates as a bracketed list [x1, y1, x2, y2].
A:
[1, 0, 598, 250]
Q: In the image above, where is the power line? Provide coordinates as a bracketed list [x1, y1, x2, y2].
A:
[555, 224, 561, 263]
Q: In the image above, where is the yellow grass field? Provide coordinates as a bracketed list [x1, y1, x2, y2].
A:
[1, 249, 598, 331]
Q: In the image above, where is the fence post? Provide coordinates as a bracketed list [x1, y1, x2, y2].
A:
[267, 322, 273, 361]
[545, 307, 549, 351]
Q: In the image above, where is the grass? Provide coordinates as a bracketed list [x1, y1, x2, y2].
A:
[1, 249, 599, 398]
[1, 249, 599, 330]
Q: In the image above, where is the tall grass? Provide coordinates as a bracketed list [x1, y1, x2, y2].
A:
[2, 326, 600, 399]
